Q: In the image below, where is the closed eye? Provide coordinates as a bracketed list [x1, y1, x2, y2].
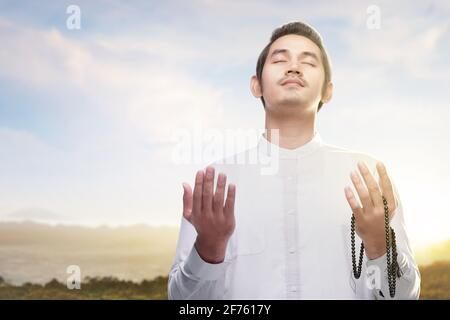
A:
[273, 60, 286, 63]
[302, 62, 316, 67]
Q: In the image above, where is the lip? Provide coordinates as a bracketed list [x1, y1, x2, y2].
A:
[281, 78, 305, 87]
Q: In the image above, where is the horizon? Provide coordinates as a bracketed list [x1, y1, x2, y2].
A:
[0, 218, 447, 251]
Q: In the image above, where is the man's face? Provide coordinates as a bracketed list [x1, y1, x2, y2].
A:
[259, 34, 326, 112]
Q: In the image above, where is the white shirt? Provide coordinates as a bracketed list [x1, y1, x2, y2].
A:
[168, 132, 421, 299]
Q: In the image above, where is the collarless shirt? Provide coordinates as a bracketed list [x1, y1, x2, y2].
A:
[168, 132, 421, 299]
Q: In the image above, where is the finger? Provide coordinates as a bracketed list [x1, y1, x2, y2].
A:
[350, 169, 372, 211]
[213, 173, 227, 214]
[376, 162, 397, 215]
[182, 182, 193, 222]
[202, 166, 215, 214]
[224, 184, 236, 218]
[192, 170, 204, 216]
[357, 161, 383, 208]
[344, 186, 363, 218]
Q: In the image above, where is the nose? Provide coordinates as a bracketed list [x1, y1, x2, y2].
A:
[286, 68, 302, 77]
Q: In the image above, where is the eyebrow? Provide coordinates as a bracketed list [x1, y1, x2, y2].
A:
[270, 48, 319, 61]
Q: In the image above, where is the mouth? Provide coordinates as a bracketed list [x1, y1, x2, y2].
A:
[281, 78, 306, 87]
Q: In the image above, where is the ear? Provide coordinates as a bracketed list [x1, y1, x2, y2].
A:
[321, 82, 333, 104]
[250, 75, 263, 98]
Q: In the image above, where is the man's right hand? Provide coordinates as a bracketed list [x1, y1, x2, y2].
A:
[182, 166, 236, 264]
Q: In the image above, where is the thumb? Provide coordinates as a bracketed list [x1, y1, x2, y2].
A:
[182, 182, 193, 222]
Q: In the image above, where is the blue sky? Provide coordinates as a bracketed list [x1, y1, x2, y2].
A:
[0, 0, 449, 248]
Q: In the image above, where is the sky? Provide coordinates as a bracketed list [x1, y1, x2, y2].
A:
[0, 0, 449, 249]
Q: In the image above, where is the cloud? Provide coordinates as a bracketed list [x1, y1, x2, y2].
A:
[338, 5, 450, 81]
[0, 124, 184, 227]
[0, 16, 262, 145]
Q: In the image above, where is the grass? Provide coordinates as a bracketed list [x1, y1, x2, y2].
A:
[1, 260, 449, 299]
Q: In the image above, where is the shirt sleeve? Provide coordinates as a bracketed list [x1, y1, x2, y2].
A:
[365, 173, 421, 300]
[167, 215, 232, 300]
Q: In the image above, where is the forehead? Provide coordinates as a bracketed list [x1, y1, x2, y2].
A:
[268, 34, 321, 57]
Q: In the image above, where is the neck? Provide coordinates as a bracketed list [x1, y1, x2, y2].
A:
[264, 108, 317, 150]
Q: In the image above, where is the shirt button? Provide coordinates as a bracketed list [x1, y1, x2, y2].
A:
[290, 285, 297, 292]
[287, 209, 295, 215]
[287, 176, 293, 181]
[289, 247, 295, 253]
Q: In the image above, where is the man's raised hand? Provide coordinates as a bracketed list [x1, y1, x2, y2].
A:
[182, 166, 236, 263]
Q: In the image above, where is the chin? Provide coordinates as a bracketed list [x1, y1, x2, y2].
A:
[276, 97, 307, 108]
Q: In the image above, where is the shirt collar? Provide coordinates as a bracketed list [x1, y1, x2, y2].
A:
[257, 131, 323, 159]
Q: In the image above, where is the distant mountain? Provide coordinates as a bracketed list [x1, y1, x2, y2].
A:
[2, 207, 71, 225]
[0, 221, 179, 285]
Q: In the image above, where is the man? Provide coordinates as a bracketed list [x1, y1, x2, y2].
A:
[168, 21, 420, 299]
